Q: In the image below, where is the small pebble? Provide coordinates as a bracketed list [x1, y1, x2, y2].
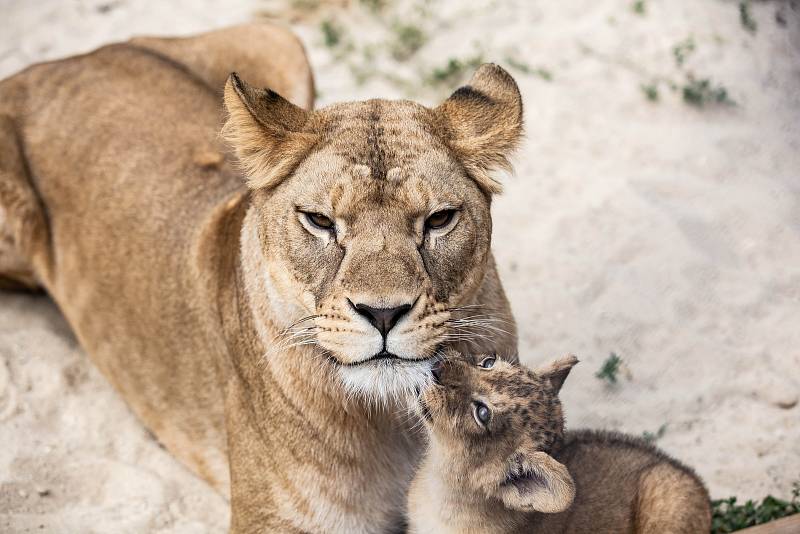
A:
[751, 374, 799, 410]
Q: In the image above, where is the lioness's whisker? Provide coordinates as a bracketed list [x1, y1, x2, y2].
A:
[446, 310, 516, 327]
[445, 319, 513, 337]
[284, 327, 320, 340]
[447, 314, 512, 325]
[445, 323, 507, 337]
[276, 314, 323, 339]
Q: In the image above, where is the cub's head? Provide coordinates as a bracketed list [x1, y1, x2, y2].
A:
[222, 64, 523, 401]
[418, 351, 578, 513]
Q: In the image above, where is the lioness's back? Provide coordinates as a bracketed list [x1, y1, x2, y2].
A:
[0, 27, 312, 493]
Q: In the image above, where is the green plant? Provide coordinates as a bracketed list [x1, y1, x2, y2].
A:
[672, 36, 695, 67]
[320, 18, 343, 48]
[425, 55, 484, 87]
[595, 353, 623, 385]
[739, 1, 757, 33]
[641, 82, 659, 102]
[642, 424, 667, 442]
[291, 0, 320, 10]
[505, 57, 553, 81]
[390, 23, 427, 61]
[682, 75, 734, 107]
[506, 57, 531, 73]
[359, 0, 388, 13]
[534, 67, 553, 81]
[711, 483, 800, 533]
[631, 0, 646, 15]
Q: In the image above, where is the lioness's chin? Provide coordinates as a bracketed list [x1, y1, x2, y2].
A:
[336, 358, 435, 404]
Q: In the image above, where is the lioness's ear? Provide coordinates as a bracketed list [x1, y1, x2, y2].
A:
[535, 354, 579, 394]
[222, 72, 318, 189]
[435, 63, 523, 195]
[496, 451, 575, 513]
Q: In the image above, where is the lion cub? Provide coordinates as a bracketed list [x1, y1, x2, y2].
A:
[408, 352, 711, 534]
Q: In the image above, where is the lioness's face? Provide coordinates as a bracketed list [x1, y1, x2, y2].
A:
[252, 100, 492, 394]
[224, 65, 523, 400]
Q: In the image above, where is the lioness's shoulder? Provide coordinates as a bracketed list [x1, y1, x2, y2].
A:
[129, 23, 314, 108]
[1, 23, 314, 111]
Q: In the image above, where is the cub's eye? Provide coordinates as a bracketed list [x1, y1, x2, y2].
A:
[425, 209, 457, 231]
[304, 212, 334, 231]
[479, 356, 496, 369]
[472, 401, 491, 427]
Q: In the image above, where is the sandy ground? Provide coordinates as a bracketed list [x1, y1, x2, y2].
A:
[1, 0, 800, 532]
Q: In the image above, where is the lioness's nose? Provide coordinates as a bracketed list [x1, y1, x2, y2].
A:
[352, 302, 412, 338]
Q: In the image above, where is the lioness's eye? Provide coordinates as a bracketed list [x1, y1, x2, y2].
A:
[425, 209, 456, 230]
[304, 212, 334, 231]
[472, 401, 491, 427]
[479, 356, 496, 369]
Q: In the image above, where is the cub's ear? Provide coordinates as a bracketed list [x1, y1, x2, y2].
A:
[434, 63, 523, 195]
[222, 72, 318, 189]
[496, 451, 575, 513]
[535, 354, 578, 394]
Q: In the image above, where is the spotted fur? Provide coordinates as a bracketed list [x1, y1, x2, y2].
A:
[408, 351, 711, 534]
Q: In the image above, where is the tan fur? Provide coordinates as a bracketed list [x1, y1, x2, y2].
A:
[0, 24, 521, 533]
[434, 65, 523, 194]
[408, 353, 711, 534]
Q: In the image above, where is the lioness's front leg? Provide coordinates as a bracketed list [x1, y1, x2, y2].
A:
[224, 358, 421, 534]
[225, 376, 288, 533]
[0, 114, 50, 291]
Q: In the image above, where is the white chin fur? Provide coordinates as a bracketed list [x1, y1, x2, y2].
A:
[337, 358, 434, 405]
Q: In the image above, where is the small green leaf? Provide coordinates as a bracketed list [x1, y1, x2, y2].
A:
[595, 353, 622, 385]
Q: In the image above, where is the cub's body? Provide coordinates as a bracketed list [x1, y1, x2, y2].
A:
[408, 355, 711, 534]
[540, 430, 711, 534]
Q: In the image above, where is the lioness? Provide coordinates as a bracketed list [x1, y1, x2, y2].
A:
[408, 352, 711, 534]
[0, 24, 520, 533]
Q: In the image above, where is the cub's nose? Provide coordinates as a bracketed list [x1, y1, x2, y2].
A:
[352, 302, 412, 338]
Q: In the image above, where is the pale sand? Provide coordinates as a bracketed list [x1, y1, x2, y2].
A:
[1, 0, 799, 532]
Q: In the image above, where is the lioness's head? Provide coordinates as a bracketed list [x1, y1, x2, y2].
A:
[222, 64, 522, 401]
[418, 351, 578, 513]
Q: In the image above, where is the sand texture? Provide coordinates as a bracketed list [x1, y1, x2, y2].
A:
[1, 0, 799, 532]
